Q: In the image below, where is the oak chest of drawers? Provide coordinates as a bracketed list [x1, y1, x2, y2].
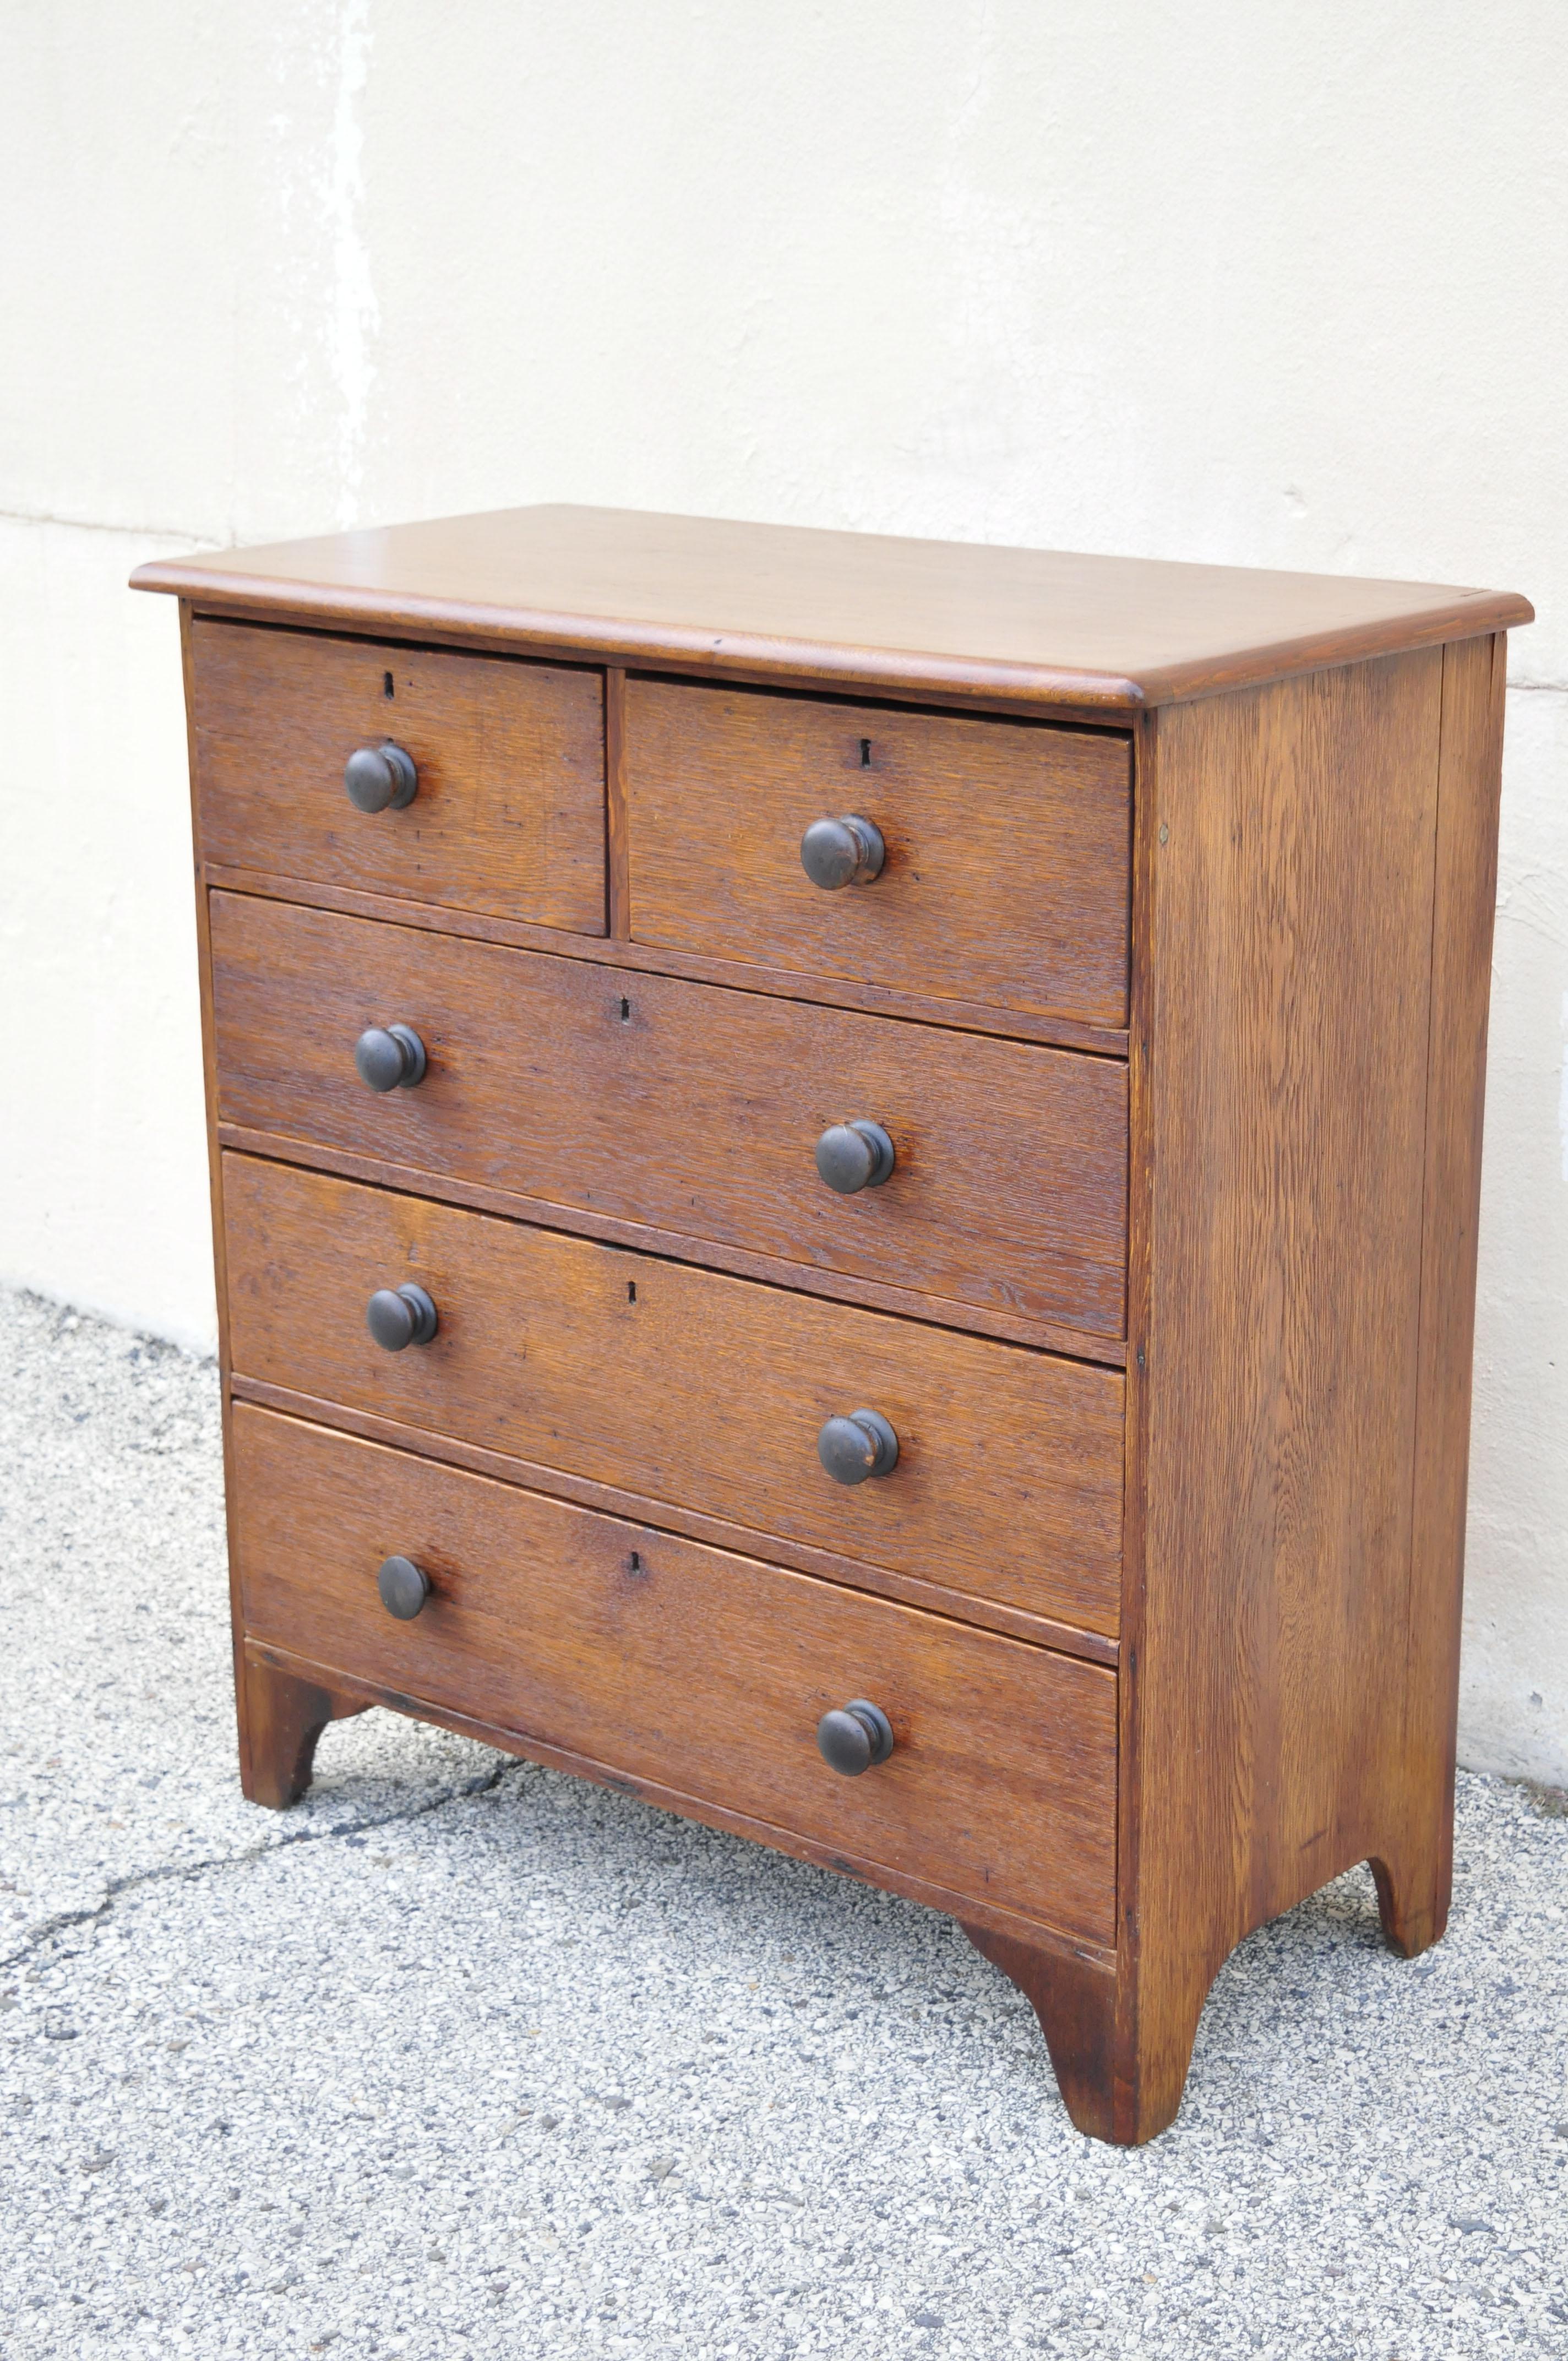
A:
[133, 509, 1531, 2144]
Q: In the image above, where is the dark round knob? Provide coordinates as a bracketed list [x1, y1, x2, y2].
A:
[344, 742, 418, 813]
[800, 813, 885, 890]
[817, 1699, 895, 1776]
[366, 1283, 438, 1352]
[354, 1024, 428, 1092]
[817, 1408, 899, 1485]
[377, 1554, 431, 1620]
[815, 1119, 896, 1194]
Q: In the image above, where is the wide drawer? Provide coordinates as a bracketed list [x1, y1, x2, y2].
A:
[210, 894, 1129, 1338]
[233, 1405, 1118, 1942]
[624, 681, 1131, 1024]
[223, 1156, 1124, 1635]
[190, 621, 606, 934]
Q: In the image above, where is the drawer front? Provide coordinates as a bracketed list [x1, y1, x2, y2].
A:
[233, 1405, 1118, 1941]
[224, 1156, 1124, 1635]
[624, 682, 1130, 1024]
[190, 621, 606, 934]
[210, 894, 1129, 1337]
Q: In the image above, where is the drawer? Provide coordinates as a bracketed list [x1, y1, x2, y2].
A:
[190, 621, 606, 934]
[210, 894, 1128, 1338]
[233, 1405, 1118, 1941]
[624, 681, 1130, 1024]
[223, 1156, 1125, 1635]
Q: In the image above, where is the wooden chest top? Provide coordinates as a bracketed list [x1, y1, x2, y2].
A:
[133, 502, 1531, 712]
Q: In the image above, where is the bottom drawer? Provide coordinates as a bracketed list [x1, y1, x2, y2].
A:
[233, 1405, 1118, 1945]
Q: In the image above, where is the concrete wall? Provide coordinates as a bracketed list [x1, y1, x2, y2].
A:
[3, 2, 1564, 1782]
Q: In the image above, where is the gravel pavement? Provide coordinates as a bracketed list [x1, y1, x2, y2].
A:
[2, 1285, 1566, 2360]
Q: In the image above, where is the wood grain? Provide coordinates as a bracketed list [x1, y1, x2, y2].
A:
[199, 861, 1129, 1058]
[189, 618, 606, 933]
[232, 1404, 1119, 1943]
[624, 681, 1130, 1024]
[134, 504, 1532, 712]
[244, 1634, 1110, 1959]
[214, 1124, 1123, 1364]
[1126, 648, 1447, 2135]
[227, 1372, 1120, 1663]
[1380, 632, 1508, 1956]
[222, 1154, 1125, 1635]
[209, 891, 1129, 1337]
[175, 601, 253, 1776]
[605, 665, 630, 939]
[961, 1924, 1125, 2142]
[237, 1652, 365, 1808]
[1110, 702, 1163, 2123]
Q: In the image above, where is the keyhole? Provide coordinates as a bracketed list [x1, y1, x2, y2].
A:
[627, 1281, 636, 1303]
[619, 997, 631, 1022]
[859, 738, 872, 768]
[383, 671, 395, 699]
[629, 1550, 642, 1574]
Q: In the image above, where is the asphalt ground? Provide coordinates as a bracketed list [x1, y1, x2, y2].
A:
[3, 1285, 1566, 2359]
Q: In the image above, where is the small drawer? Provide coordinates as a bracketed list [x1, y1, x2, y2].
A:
[210, 894, 1129, 1339]
[233, 1404, 1118, 1943]
[190, 621, 606, 934]
[624, 682, 1131, 1024]
[222, 1156, 1125, 1635]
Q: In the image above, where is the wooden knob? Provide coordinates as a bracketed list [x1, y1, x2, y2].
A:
[377, 1555, 431, 1620]
[799, 813, 885, 890]
[366, 1284, 438, 1351]
[817, 1699, 894, 1776]
[344, 742, 418, 813]
[817, 1408, 899, 1484]
[815, 1119, 895, 1194]
[354, 1024, 427, 1092]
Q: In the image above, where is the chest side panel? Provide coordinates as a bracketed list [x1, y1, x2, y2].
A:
[1128, 647, 1453, 2108]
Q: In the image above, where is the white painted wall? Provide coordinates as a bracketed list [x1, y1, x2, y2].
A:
[3, 2, 1564, 1780]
